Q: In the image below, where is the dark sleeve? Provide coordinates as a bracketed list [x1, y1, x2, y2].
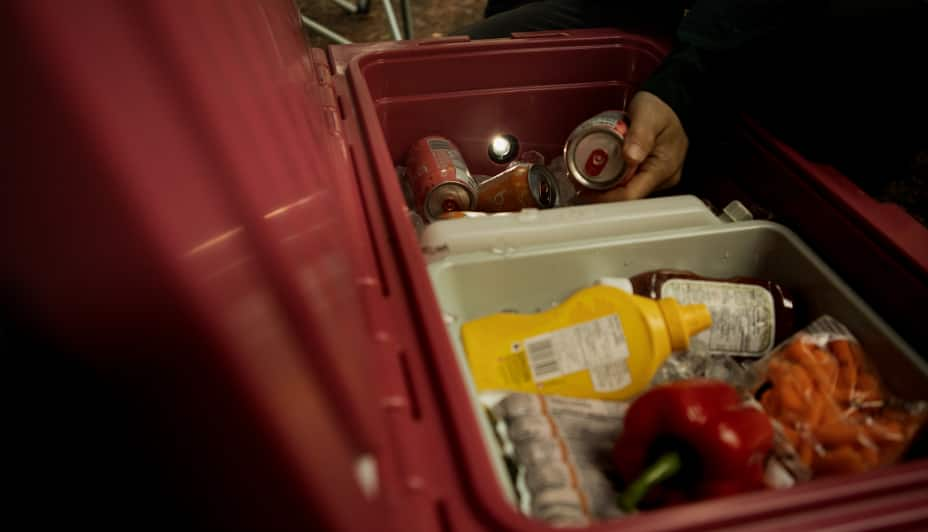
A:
[641, 0, 822, 134]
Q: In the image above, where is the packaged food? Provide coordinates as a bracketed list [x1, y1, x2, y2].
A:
[461, 285, 711, 400]
[751, 316, 927, 480]
[613, 380, 774, 511]
[597, 270, 795, 358]
[489, 393, 629, 526]
[652, 351, 751, 390]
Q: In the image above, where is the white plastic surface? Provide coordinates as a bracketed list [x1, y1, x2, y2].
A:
[427, 217, 928, 508]
[420, 195, 720, 260]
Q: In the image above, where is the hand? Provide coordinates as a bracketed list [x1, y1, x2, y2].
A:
[579, 91, 688, 203]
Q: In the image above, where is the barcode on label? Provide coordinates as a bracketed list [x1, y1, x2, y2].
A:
[428, 138, 451, 151]
[525, 336, 562, 381]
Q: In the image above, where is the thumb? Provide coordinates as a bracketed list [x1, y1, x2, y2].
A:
[623, 97, 662, 166]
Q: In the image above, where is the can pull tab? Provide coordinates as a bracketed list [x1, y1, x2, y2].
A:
[585, 149, 609, 177]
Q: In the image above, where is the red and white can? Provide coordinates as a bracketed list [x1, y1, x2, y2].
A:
[564, 110, 631, 190]
[405, 136, 478, 222]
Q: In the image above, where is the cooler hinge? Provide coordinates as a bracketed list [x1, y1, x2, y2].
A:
[356, 278, 447, 532]
[308, 47, 347, 142]
[313, 44, 448, 532]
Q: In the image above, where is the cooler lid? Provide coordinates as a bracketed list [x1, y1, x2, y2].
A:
[6, 0, 391, 529]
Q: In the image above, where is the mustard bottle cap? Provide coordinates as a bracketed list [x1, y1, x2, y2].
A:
[657, 298, 712, 351]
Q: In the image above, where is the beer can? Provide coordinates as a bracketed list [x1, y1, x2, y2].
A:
[564, 110, 631, 190]
[405, 136, 478, 222]
[475, 163, 558, 212]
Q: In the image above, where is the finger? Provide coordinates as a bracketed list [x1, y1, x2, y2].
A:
[574, 185, 633, 204]
[576, 158, 678, 204]
[623, 105, 661, 166]
[621, 159, 676, 200]
[655, 165, 683, 192]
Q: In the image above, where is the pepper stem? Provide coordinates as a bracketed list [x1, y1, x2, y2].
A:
[617, 451, 682, 513]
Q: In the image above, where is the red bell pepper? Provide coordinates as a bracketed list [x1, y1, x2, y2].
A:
[614, 379, 773, 512]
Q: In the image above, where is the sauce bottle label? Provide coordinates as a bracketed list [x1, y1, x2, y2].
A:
[661, 279, 775, 356]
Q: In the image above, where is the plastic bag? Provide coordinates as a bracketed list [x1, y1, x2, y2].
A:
[489, 393, 628, 526]
[653, 352, 752, 390]
[750, 316, 927, 481]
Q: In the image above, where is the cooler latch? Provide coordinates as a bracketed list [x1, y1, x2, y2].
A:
[308, 48, 346, 141]
[719, 200, 755, 223]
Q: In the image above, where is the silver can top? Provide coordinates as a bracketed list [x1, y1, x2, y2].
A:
[527, 164, 559, 208]
[565, 111, 629, 190]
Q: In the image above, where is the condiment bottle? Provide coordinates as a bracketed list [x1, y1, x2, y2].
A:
[598, 270, 796, 357]
[461, 285, 711, 400]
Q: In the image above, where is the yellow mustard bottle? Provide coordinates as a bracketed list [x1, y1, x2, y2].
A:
[461, 285, 712, 400]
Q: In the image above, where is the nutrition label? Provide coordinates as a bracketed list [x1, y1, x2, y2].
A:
[523, 314, 631, 392]
[661, 279, 775, 356]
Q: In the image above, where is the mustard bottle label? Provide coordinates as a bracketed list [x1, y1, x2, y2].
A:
[461, 284, 711, 400]
[523, 314, 631, 392]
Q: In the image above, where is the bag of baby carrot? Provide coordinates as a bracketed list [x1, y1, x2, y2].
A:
[750, 316, 927, 484]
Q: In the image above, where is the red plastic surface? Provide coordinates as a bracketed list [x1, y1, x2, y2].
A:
[5, 1, 385, 530]
[740, 115, 928, 275]
[7, 1, 928, 531]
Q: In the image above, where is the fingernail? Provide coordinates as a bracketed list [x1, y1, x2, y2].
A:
[626, 143, 646, 162]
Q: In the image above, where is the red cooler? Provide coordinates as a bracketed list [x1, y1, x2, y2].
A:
[5, 1, 928, 531]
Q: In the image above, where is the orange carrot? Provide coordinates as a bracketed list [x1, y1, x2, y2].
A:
[789, 364, 815, 398]
[814, 347, 839, 395]
[854, 373, 883, 403]
[812, 445, 867, 475]
[865, 418, 905, 444]
[778, 381, 805, 412]
[785, 340, 834, 393]
[805, 390, 826, 428]
[797, 440, 814, 466]
[830, 340, 858, 402]
[814, 421, 862, 447]
[818, 398, 844, 426]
